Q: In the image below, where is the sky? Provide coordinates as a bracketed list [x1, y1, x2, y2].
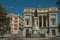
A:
[0, 0, 60, 22]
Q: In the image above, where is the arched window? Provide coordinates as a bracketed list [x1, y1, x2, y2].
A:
[51, 18, 55, 25]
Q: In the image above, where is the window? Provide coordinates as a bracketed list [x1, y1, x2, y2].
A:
[14, 24, 18, 30]
[51, 18, 55, 25]
[52, 20, 55, 25]
[15, 17, 18, 19]
[27, 19, 29, 25]
[15, 21, 18, 23]
[37, 21, 38, 25]
[14, 24, 18, 27]
[52, 30, 55, 35]
[14, 28, 17, 30]
[10, 18, 12, 20]
[34, 10, 37, 17]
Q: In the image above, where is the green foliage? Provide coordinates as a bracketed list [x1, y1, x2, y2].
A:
[56, 0, 60, 10]
[57, 0, 60, 5]
[0, 4, 7, 16]
[0, 4, 10, 35]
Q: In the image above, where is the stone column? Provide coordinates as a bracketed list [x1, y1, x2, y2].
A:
[23, 28, 26, 37]
[42, 16, 43, 27]
[49, 14, 50, 27]
[46, 17, 48, 27]
[38, 17, 39, 27]
[56, 15, 58, 26]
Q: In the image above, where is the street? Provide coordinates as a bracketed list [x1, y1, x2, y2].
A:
[0, 34, 60, 40]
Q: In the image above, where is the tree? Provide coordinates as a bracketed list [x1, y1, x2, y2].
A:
[0, 4, 10, 35]
[56, 0, 60, 10]
[57, 0, 60, 5]
[0, 4, 7, 16]
[6, 17, 11, 33]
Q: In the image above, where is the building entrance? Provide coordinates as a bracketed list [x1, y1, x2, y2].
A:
[26, 29, 31, 37]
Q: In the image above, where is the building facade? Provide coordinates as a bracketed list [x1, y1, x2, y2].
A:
[7, 14, 23, 34]
[23, 7, 59, 37]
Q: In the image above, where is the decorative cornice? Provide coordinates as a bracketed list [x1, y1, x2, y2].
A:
[24, 7, 58, 13]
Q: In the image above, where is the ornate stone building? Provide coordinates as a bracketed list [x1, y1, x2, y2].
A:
[23, 7, 59, 37]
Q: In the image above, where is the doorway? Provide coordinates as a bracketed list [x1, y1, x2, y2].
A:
[26, 29, 30, 37]
[52, 30, 55, 36]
